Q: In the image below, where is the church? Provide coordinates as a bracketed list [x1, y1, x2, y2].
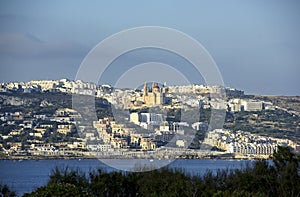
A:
[142, 82, 166, 107]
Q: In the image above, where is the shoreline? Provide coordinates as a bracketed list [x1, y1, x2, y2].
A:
[0, 155, 266, 161]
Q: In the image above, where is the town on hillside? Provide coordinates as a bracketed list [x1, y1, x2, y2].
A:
[0, 79, 299, 159]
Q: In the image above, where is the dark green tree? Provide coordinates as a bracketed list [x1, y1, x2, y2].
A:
[0, 184, 16, 197]
[272, 146, 300, 196]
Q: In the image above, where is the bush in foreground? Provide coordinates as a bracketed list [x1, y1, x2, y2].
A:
[0, 184, 16, 197]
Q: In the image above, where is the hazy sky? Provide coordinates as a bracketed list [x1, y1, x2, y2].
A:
[0, 0, 299, 95]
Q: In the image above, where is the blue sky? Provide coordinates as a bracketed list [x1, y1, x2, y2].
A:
[0, 0, 299, 95]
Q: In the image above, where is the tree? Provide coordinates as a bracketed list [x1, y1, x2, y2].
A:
[271, 146, 300, 196]
[23, 183, 88, 197]
[0, 184, 16, 197]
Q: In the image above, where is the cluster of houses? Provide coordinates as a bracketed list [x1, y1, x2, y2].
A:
[1, 106, 298, 158]
[204, 129, 299, 157]
[0, 106, 198, 158]
[0, 79, 112, 97]
[0, 108, 83, 156]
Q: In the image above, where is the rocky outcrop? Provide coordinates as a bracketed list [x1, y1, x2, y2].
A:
[0, 94, 38, 106]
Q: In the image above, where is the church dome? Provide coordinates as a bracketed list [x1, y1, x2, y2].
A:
[153, 83, 159, 89]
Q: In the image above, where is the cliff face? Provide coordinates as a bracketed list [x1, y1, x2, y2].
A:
[0, 92, 108, 110]
[0, 91, 74, 108]
[0, 94, 37, 106]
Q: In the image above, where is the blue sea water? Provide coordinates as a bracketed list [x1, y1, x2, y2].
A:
[0, 159, 254, 196]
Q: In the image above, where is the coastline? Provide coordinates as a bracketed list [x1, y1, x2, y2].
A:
[0, 154, 266, 161]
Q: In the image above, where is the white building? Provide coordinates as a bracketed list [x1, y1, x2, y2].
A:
[241, 100, 263, 111]
[192, 122, 209, 131]
[176, 139, 186, 148]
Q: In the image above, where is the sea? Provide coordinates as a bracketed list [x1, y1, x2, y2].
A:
[0, 159, 255, 196]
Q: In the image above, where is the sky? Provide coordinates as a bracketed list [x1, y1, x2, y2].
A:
[0, 0, 299, 95]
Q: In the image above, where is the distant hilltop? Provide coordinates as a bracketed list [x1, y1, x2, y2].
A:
[0, 79, 113, 96]
[0, 78, 244, 97]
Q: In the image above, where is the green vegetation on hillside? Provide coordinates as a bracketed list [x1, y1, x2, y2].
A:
[223, 109, 300, 142]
